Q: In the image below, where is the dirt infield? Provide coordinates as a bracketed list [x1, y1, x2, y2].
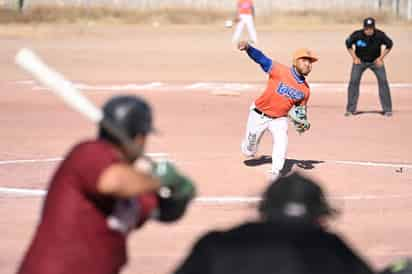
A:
[1, 25, 411, 274]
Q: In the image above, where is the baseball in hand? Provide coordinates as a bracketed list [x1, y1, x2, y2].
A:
[237, 41, 249, 51]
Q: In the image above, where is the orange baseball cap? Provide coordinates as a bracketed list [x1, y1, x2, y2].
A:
[293, 48, 318, 63]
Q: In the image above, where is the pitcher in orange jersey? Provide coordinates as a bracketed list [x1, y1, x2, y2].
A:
[238, 41, 318, 180]
[232, 0, 257, 44]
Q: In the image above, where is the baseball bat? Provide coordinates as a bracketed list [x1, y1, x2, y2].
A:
[15, 48, 153, 164]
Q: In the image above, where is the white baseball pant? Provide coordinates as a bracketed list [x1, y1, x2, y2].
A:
[241, 104, 288, 176]
[232, 14, 258, 44]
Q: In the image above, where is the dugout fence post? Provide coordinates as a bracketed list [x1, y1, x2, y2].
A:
[392, 0, 400, 17]
[18, 0, 24, 12]
[408, 0, 412, 20]
[376, 0, 383, 10]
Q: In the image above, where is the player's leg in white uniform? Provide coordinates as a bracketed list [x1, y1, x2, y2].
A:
[232, 15, 246, 43]
[267, 117, 289, 179]
[241, 105, 269, 157]
[244, 14, 258, 44]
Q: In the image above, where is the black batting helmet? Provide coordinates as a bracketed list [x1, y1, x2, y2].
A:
[98, 95, 154, 145]
[258, 172, 338, 223]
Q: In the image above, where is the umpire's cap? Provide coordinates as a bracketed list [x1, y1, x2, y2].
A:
[363, 17, 376, 29]
[258, 172, 338, 222]
[99, 95, 155, 144]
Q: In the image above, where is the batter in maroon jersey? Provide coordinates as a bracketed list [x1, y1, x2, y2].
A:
[17, 96, 195, 274]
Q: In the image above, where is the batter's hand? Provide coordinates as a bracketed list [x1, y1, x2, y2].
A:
[152, 161, 196, 200]
[238, 41, 249, 51]
[152, 161, 180, 190]
[155, 176, 195, 223]
[151, 161, 196, 223]
[379, 257, 412, 274]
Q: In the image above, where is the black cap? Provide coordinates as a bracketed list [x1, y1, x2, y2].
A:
[363, 17, 376, 28]
[258, 172, 338, 222]
[99, 95, 155, 144]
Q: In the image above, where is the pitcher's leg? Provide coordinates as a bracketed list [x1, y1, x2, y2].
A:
[241, 108, 268, 157]
[268, 117, 289, 177]
[372, 64, 392, 113]
[232, 17, 245, 44]
[245, 15, 258, 44]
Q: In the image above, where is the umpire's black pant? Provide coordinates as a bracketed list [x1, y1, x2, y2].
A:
[346, 62, 392, 113]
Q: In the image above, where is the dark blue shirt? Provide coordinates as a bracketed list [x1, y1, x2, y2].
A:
[345, 29, 393, 62]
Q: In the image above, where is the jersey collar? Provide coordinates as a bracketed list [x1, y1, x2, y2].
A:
[291, 67, 305, 84]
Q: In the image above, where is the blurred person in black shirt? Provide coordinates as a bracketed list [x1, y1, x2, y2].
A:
[345, 17, 393, 117]
[173, 172, 374, 274]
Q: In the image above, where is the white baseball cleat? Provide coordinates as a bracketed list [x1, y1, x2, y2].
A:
[241, 141, 257, 158]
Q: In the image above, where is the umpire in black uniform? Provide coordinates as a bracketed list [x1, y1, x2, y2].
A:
[173, 173, 374, 274]
[345, 17, 393, 117]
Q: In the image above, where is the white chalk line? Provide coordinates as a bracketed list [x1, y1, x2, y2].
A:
[1, 156, 410, 202]
[0, 187, 46, 196]
[14, 81, 412, 93]
[14, 80, 35, 85]
[0, 153, 168, 165]
[197, 194, 412, 203]
[0, 157, 62, 165]
[331, 160, 412, 169]
[1, 156, 411, 170]
[1, 187, 412, 203]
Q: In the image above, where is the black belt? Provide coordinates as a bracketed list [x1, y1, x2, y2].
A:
[253, 108, 279, 119]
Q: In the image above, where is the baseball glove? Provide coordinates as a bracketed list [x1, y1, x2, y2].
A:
[288, 105, 310, 134]
[380, 258, 412, 274]
[152, 161, 196, 223]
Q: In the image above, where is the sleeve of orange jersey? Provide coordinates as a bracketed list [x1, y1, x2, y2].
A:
[246, 45, 273, 73]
